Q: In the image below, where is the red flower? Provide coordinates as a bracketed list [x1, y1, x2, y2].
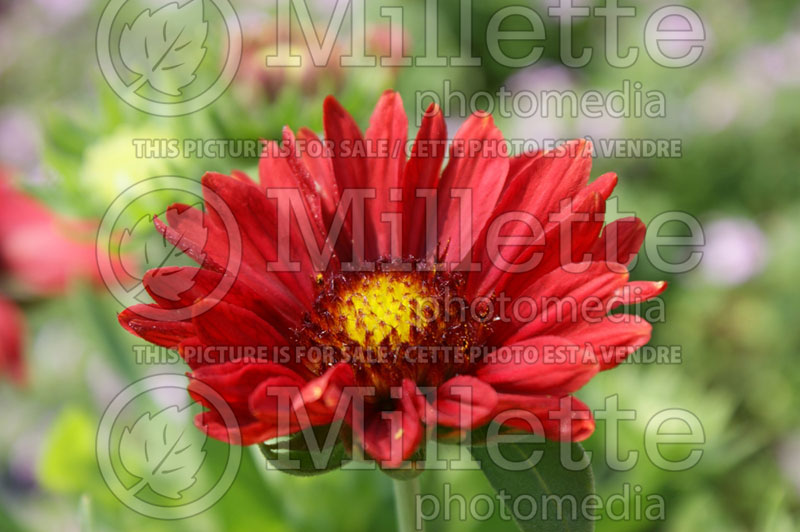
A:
[0, 167, 103, 384]
[119, 91, 665, 466]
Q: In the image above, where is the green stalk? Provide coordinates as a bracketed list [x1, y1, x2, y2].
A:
[392, 477, 422, 532]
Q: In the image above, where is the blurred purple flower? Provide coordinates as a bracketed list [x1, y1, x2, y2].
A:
[778, 434, 800, 497]
[505, 62, 576, 97]
[506, 62, 576, 145]
[652, 12, 712, 61]
[700, 217, 768, 285]
[576, 114, 624, 140]
[688, 82, 743, 133]
[0, 109, 41, 175]
[33, 0, 89, 20]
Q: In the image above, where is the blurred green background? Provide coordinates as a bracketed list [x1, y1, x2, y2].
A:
[1, 0, 799, 530]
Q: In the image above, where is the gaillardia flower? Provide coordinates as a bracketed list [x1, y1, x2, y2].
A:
[119, 91, 665, 467]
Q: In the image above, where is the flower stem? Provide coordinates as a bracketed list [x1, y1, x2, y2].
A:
[392, 477, 422, 532]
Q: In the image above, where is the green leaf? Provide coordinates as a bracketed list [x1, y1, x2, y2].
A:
[259, 425, 346, 477]
[468, 423, 533, 446]
[471, 439, 595, 532]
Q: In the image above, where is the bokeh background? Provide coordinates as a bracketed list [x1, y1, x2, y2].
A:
[1, 0, 799, 530]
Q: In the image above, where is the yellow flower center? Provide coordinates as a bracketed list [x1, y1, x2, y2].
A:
[295, 264, 492, 397]
[335, 274, 437, 349]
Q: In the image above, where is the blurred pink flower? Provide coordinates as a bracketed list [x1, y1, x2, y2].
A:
[235, 15, 407, 101]
[0, 167, 105, 384]
[235, 19, 345, 101]
[0, 170, 100, 295]
[0, 296, 24, 384]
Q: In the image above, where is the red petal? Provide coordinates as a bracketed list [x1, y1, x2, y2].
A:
[195, 407, 270, 446]
[191, 299, 288, 350]
[259, 136, 329, 246]
[588, 216, 645, 265]
[246, 375, 308, 440]
[142, 266, 297, 334]
[190, 360, 302, 406]
[190, 361, 305, 445]
[323, 95, 368, 192]
[354, 379, 423, 467]
[490, 394, 595, 441]
[279, 128, 327, 234]
[402, 103, 447, 258]
[296, 127, 341, 231]
[118, 304, 195, 348]
[477, 336, 598, 394]
[177, 336, 206, 369]
[493, 261, 629, 344]
[611, 281, 668, 309]
[437, 113, 509, 265]
[470, 171, 615, 299]
[293, 363, 357, 427]
[432, 375, 498, 428]
[156, 173, 316, 321]
[364, 90, 408, 259]
[504, 139, 594, 221]
[258, 140, 293, 189]
[202, 171, 317, 306]
[503, 149, 544, 193]
[154, 209, 226, 274]
[570, 315, 653, 370]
